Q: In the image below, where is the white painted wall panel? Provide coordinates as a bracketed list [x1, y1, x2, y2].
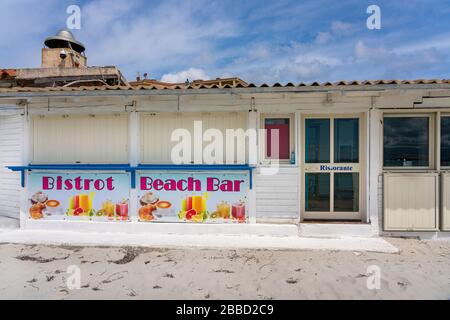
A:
[32, 114, 128, 164]
[384, 173, 438, 231]
[0, 115, 22, 219]
[255, 167, 299, 220]
[441, 173, 450, 231]
[141, 112, 247, 164]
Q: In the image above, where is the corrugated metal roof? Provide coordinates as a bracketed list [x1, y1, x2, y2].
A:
[0, 79, 450, 93]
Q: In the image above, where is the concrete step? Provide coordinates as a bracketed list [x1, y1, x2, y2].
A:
[299, 222, 377, 238]
[0, 229, 399, 253]
[23, 219, 300, 237]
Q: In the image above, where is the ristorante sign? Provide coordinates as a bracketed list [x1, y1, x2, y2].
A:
[319, 165, 354, 171]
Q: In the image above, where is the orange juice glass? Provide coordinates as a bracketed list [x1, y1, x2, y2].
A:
[193, 195, 203, 212]
[79, 194, 90, 212]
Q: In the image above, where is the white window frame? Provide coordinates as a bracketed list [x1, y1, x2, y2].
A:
[301, 113, 365, 220]
[260, 113, 295, 165]
[382, 113, 435, 170]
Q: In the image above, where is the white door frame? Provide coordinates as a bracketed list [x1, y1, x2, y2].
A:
[300, 113, 366, 221]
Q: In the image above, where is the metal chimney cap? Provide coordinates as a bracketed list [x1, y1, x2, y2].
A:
[44, 29, 86, 53]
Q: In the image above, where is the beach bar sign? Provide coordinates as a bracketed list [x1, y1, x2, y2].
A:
[137, 172, 249, 223]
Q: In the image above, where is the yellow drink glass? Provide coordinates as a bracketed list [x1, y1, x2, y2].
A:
[69, 196, 74, 210]
[193, 195, 203, 212]
[79, 194, 90, 213]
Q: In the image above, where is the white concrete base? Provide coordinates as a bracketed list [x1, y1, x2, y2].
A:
[299, 223, 376, 238]
[382, 231, 450, 241]
[0, 229, 399, 253]
[22, 219, 299, 237]
[0, 217, 19, 229]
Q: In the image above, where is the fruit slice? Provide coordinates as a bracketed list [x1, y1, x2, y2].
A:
[186, 209, 197, 220]
[96, 209, 105, 217]
[178, 211, 187, 220]
[210, 211, 219, 219]
[192, 214, 204, 223]
[73, 208, 83, 216]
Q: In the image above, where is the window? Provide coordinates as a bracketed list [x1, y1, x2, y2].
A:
[32, 114, 129, 164]
[305, 119, 330, 163]
[383, 116, 430, 167]
[334, 118, 359, 163]
[262, 114, 295, 163]
[305, 173, 330, 211]
[141, 112, 248, 164]
[441, 116, 450, 167]
[334, 173, 359, 212]
[265, 118, 290, 160]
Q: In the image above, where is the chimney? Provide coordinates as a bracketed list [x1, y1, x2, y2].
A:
[42, 29, 87, 68]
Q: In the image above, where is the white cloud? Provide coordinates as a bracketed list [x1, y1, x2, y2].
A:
[315, 32, 331, 44]
[79, 0, 238, 80]
[394, 32, 450, 54]
[355, 41, 370, 58]
[314, 21, 354, 46]
[280, 60, 330, 79]
[161, 68, 209, 83]
[355, 40, 388, 60]
[0, 0, 61, 67]
[331, 21, 353, 33]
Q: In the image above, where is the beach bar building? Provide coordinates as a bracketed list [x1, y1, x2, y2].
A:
[1, 30, 450, 239]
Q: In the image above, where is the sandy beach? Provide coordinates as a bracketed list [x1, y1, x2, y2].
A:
[0, 238, 448, 300]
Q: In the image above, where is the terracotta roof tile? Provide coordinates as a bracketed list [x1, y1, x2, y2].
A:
[1, 79, 450, 94]
[0, 69, 17, 79]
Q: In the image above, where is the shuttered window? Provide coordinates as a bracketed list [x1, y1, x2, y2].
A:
[32, 114, 128, 164]
[141, 112, 247, 164]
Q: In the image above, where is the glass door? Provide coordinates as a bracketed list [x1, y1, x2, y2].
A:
[302, 115, 363, 220]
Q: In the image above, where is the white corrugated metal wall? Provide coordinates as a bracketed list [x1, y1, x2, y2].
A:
[32, 114, 129, 164]
[0, 115, 23, 219]
[384, 173, 439, 231]
[141, 112, 247, 164]
[255, 167, 299, 222]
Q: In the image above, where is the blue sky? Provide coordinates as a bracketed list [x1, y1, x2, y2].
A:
[1, 0, 450, 84]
